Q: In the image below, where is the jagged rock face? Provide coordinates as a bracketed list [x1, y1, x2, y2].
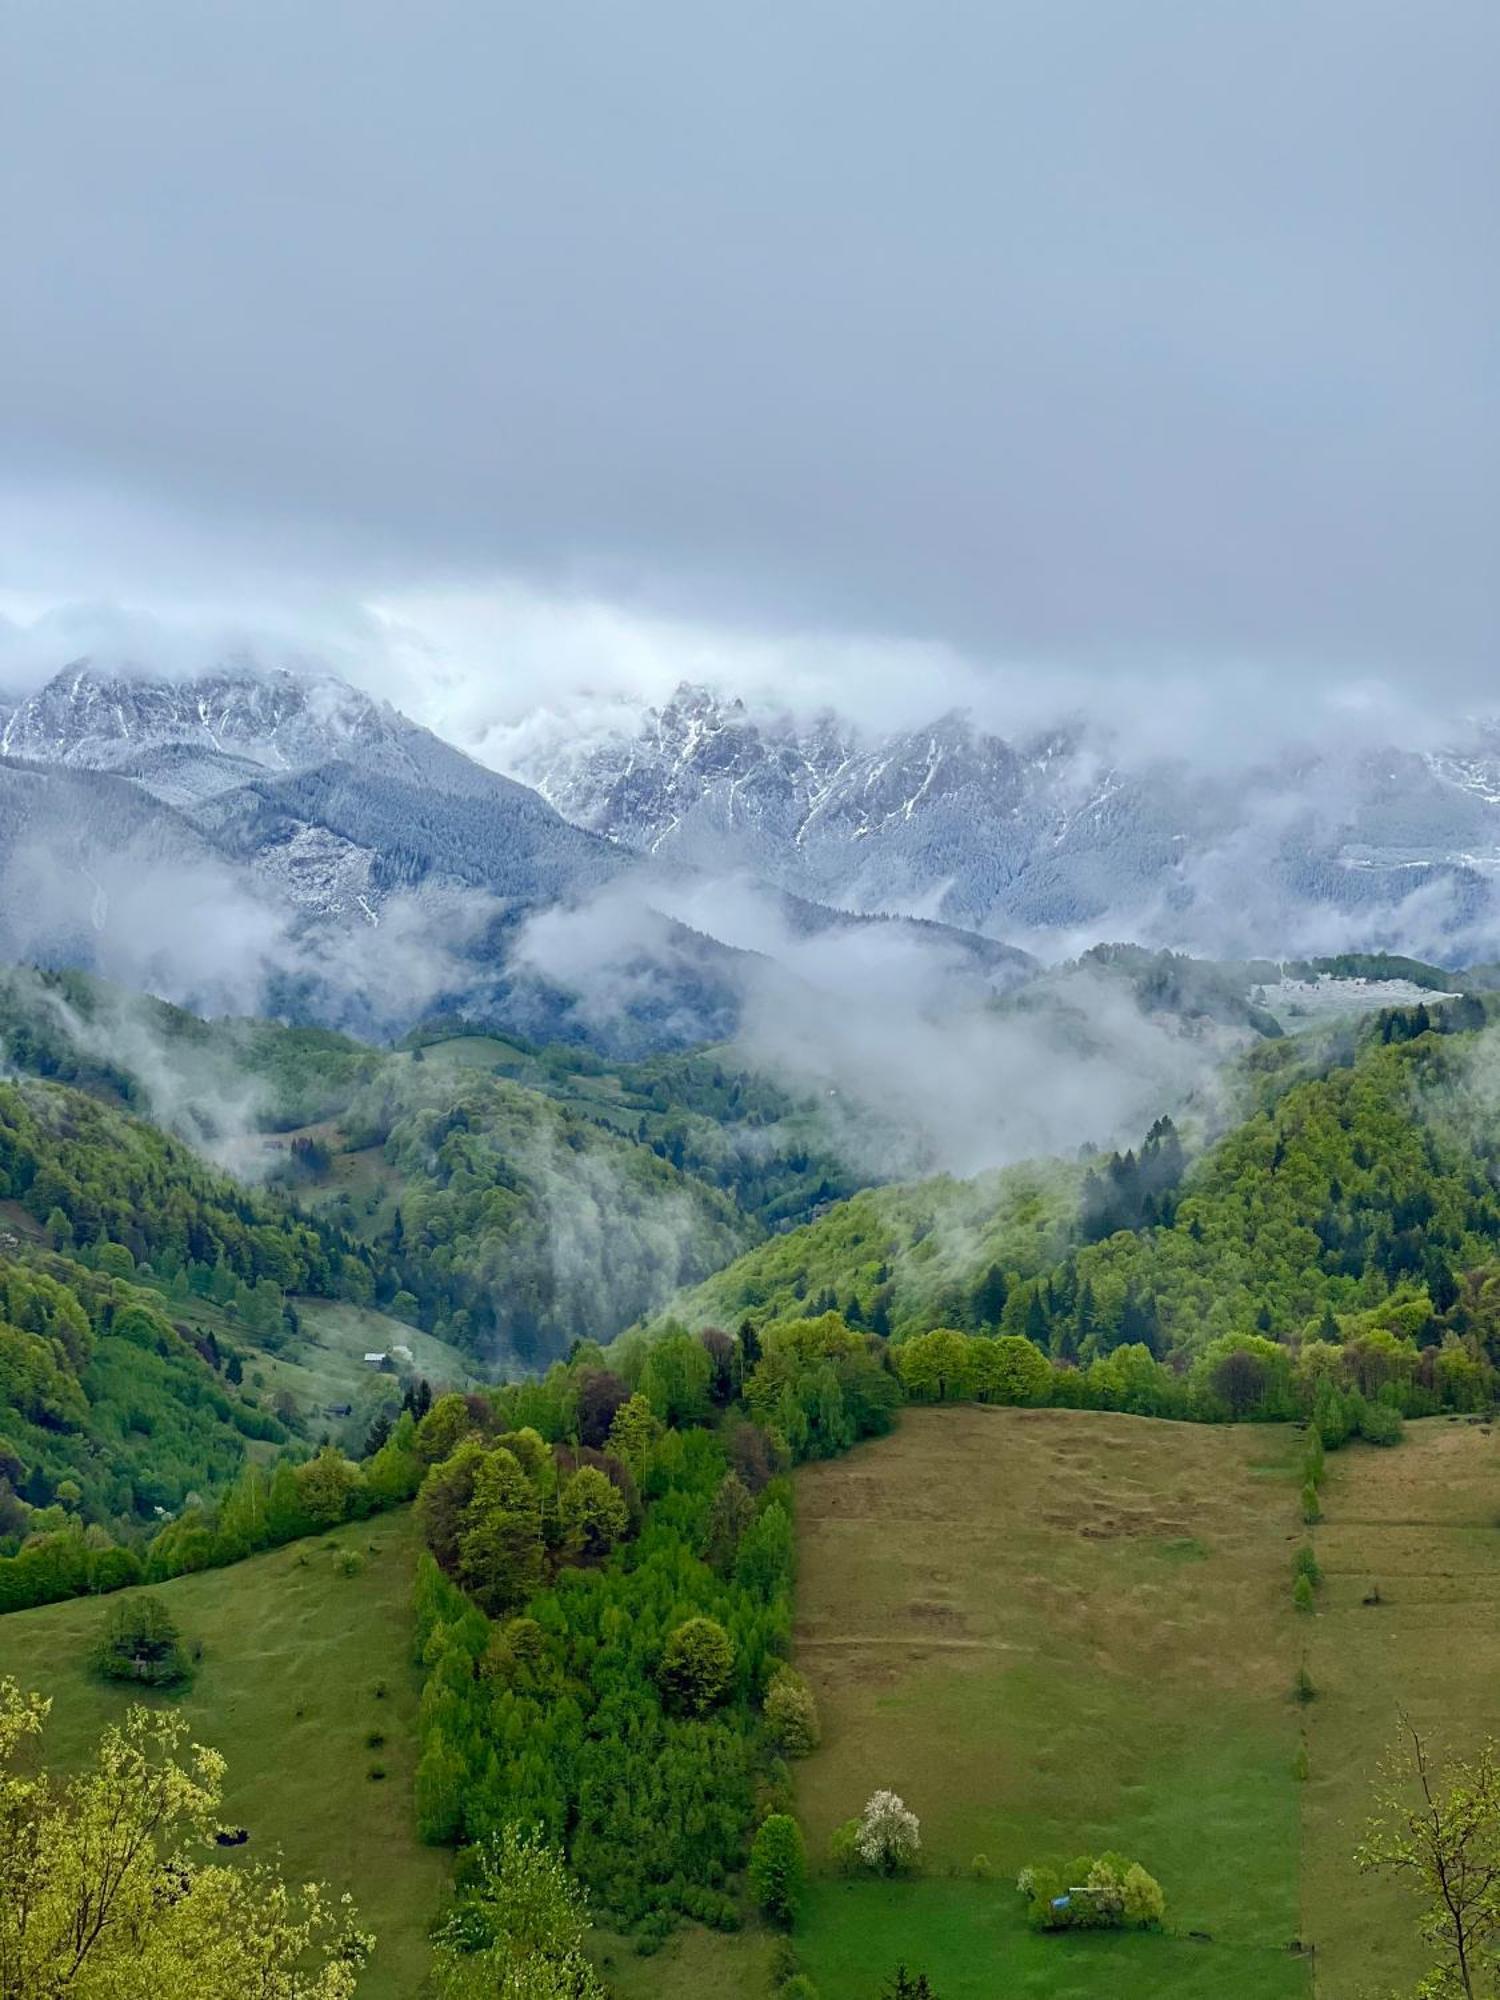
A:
[513, 683, 1191, 931]
[511, 682, 1500, 949]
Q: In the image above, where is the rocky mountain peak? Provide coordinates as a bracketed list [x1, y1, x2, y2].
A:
[0, 658, 398, 776]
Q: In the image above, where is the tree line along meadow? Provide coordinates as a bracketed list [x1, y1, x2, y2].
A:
[8, 991, 1500, 1989]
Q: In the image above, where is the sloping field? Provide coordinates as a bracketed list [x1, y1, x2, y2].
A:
[0, 1508, 448, 2000]
[792, 1406, 1311, 1999]
[1302, 1416, 1500, 1999]
[5, 1407, 1490, 2000]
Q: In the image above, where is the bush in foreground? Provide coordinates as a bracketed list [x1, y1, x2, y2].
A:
[90, 1592, 194, 1689]
[1019, 1852, 1165, 1931]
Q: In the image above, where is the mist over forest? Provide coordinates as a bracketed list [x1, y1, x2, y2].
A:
[1, 4, 1495, 1997]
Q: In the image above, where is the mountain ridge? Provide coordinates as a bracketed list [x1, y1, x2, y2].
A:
[507, 680, 1500, 955]
[0, 660, 1035, 1050]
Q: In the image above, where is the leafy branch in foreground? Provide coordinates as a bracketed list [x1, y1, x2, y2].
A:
[0, 1677, 369, 1999]
[1357, 1714, 1500, 1999]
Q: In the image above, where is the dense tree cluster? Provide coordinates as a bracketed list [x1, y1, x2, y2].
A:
[411, 1337, 802, 1942]
[1078, 1117, 1186, 1241]
[884, 1321, 1444, 1429]
[740, 1313, 902, 1460]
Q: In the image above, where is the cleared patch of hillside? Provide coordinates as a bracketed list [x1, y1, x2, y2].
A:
[1301, 1417, 1500, 1999]
[589, 1923, 781, 1998]
[791, 1407, 1309, 1998]
[0, 1508, 447, 2000]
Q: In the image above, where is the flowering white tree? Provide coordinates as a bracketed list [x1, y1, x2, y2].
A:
[856, 1789, 921, 1874]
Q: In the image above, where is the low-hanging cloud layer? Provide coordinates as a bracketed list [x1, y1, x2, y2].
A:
[515, 874, 1237, 1180]
[0, 0, 1494, 1175]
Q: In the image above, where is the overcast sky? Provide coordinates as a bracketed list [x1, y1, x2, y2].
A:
[2, 0, 1496, 733]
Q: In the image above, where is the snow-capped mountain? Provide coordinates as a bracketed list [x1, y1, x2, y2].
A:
[0, 660, 1038, 1050]
[512, 683, 1125, 929]
[509, 683, 1500, 954]
[1, 660, 483, 804]
[0, 658, 624, 922]
[0, 659, 645, 1038]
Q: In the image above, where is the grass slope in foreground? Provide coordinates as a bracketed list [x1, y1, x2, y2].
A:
[0, 1506, 447, 2000]
[1302, 1416, 1500, 2000]
[792, 1406, 1310, 1999]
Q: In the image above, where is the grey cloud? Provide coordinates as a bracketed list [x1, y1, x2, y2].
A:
[0, 819, 502, 1041]
[2, 0, 1495, 693]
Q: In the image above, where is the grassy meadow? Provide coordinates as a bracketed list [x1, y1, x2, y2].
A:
[3, 1404, 1497, 2000]
[776, 1408, 1500, 2000]
[1300, 1415, 1500, 1999]
[789, 1407, 1310, 1999]
[0, 1507, 449, 2000]
[590, 1922, 783, 1998]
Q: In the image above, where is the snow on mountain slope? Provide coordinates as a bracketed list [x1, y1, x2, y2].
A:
[506, 683, 1500, 955]
[510, 683, 1202, 932]
[1, 660, 485, 800]
[0, 658, 628, 917]
[0, 660, 1044, 1051]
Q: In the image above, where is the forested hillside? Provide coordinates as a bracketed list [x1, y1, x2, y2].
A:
[0, 1076, 361, 1292]
[310, 1062, 753, 1362]
[649, 1001, 1500, 1419]
[0, 971, 871, 1604]
[649, 1162, 1080, 1343]
[0, 969, 862, 1361]
[0, 1249, 286, 1529]
[0, 1069, 400, 1593]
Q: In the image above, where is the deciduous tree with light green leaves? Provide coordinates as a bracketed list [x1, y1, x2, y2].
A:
[0, 1679, 369, 1998]
[763, 1665, 821, 1757]
[657, 1615, 736, 1715]
[749, 1812, 807, 1926]
[558, 1465, 629, 1560]
[1357, 1717, 1500, 2000]
[432, 1825, 606, 1999]
[605, 1393, 662, 1480]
